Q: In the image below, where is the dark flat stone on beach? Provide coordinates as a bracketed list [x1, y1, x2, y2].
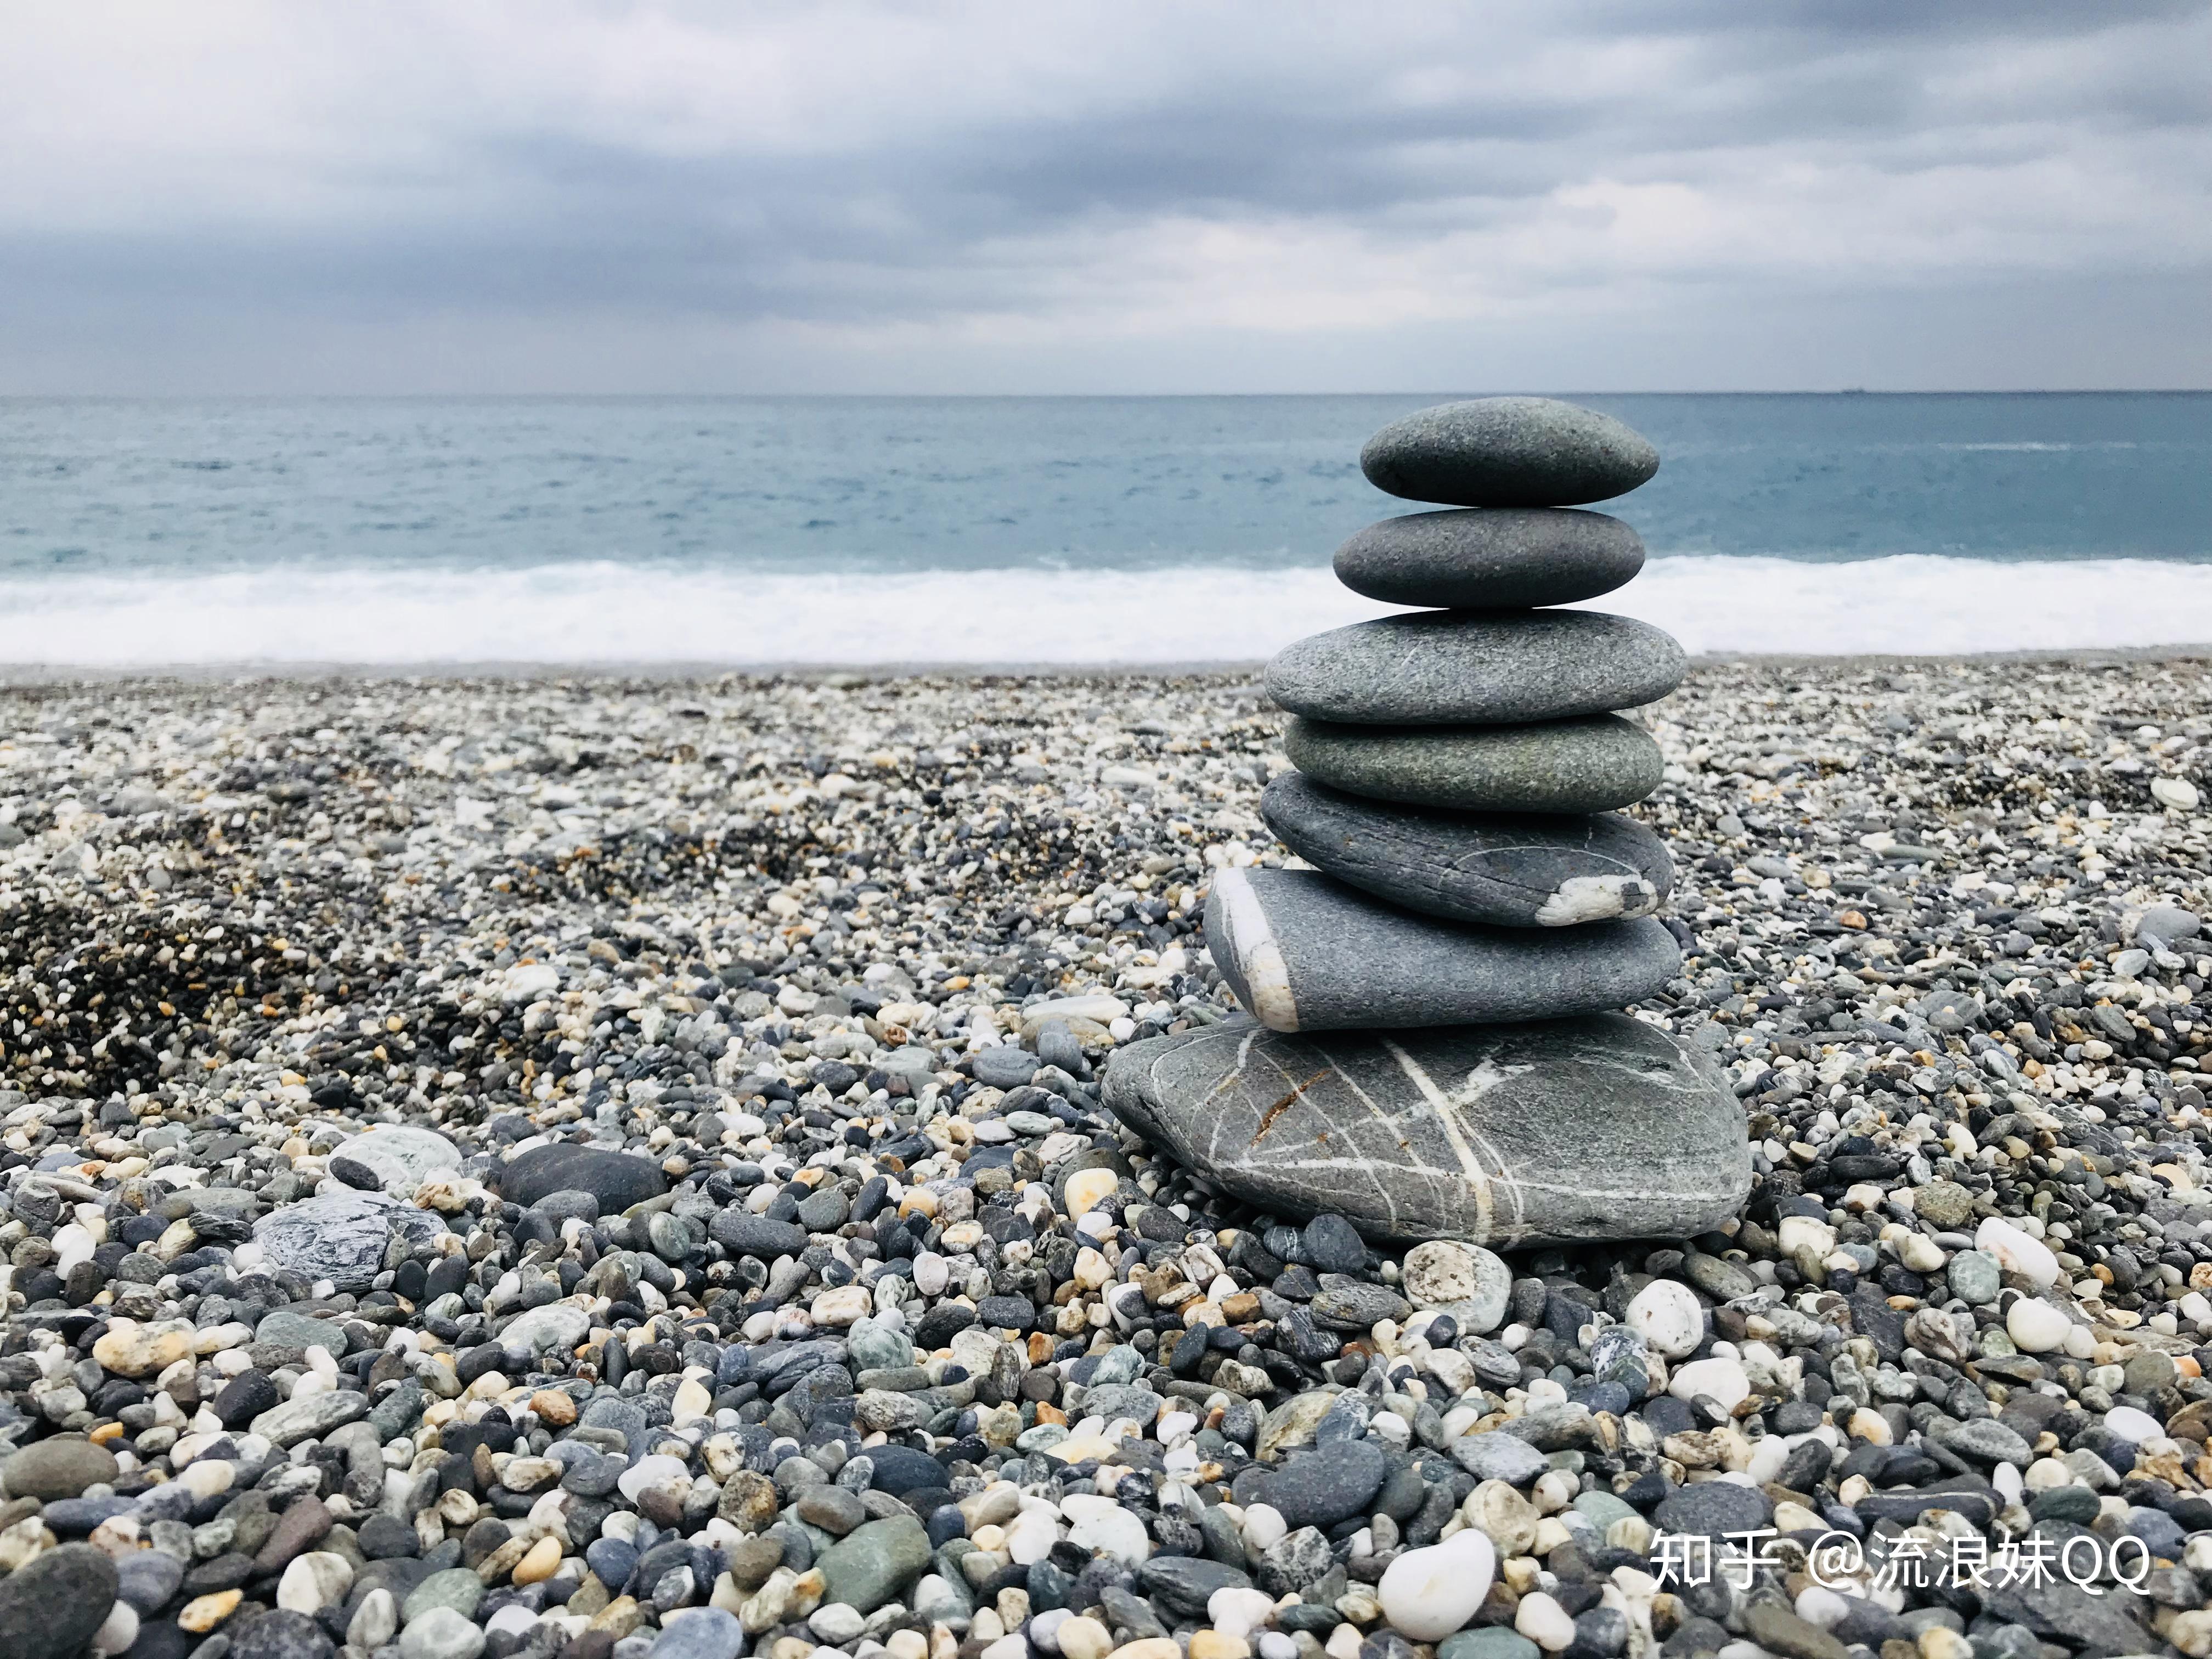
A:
[493, 1142, 670, 1211]
[1266, 610, 1685, 727]
[1261, 773, 1672, 927]
[1284, 714, 1663, 813]
[1361, 397, 1661, 508]
[1204, 867, 1679, 1032]
[1333, 507, 1645, 611]
[1102, 1012, 1750, 1247]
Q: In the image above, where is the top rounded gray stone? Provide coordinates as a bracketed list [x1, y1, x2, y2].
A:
[1334, 508, 1644, 611]
[1266, 610, 1687, 726]
[1362, 398, 1660, 507]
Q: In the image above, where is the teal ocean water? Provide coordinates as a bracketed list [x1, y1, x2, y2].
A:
[1, 393, 2208, 664]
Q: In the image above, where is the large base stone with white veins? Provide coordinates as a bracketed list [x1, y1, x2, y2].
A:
[1206, 867, 1678, 1031]
[1103, 1013, 1750, 1247]
[1261, 772, 1672, 927]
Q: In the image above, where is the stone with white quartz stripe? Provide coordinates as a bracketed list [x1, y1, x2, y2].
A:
[1261, 772, 1672, 927]
[1102, 1011, 1750, 1248]
[1204, 867, 1678, 1032]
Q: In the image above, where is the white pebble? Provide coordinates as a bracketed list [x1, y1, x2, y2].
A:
[1898, 1233, 1945, 1274]
[484, 1606, 539, 1638]
[1515, 1589, 1577, 1652]
[2007, 1299, 2069, 1353]
[89, 1601, 138, 1659]
[1977, 1216, 2060, 1290]
[1668, 1356, 1751, 1412]
[1209, 1587, 1279, 1641]
[2107, 1405, 2163, 1444]
[1625, 1280, 1703, 1358]
[1242, 1503, 1287, 1554]
[1379, 1531, 1496, 1642]
[1795, 1587, 1849, 1630]
[276, 1551, 354, 1614]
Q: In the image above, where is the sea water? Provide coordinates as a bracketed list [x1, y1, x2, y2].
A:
[2, 392, 2207, 665]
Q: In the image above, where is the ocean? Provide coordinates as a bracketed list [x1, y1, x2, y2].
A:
[2, 392, 2209, 667]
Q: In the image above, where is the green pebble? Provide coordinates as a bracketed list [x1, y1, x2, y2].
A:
[402, 1567, 487, 1624]
[2027, 1485, 2101, 1525]
[1572, 1491, 1638, 1530]
[1441, 1630, 1540, 1659]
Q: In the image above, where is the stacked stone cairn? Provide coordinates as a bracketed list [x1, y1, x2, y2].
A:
[1106, 399, 1751, 1249]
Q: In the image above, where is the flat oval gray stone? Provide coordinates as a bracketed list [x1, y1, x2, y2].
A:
[1266, 611, 1684, 726]
[1102, 1012, 1750, 1248]
[1261, 773, 1672, 927]
[1284, 714, 1662, 812]
[1361, 398, 1660, 507]
[494, 1142, 669, 1211]
[1334, 509, 1644, 610]
[1205, 867, 1678, 1032]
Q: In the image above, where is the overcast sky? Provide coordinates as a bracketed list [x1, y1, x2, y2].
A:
[5, 2, 2211, 394]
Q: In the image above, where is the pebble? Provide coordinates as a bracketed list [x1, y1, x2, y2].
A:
[1513, 1590, 1577, 1654]
[1668, 1356, 1752, 1410]
[0, 1542, 120, 1659]
[1623, 1277, 1705, 1358]
[252, 1187, 445, 1291]
[651, 1610, 747, 1659]
[2006, 1297, 2071, 1352]
[1442, 1633, 1539, 1659]
[1378, 1532, 1496, 1640]
[329, 1123, 461, 1193]
[1261, 1439, 1389, 1527]
[1976, 1215, 2062, 1289]
[1401, 1239, 1511, 1330]
[1947, 1249, 2002, 1305]
[398, 1606, 487, 1659]
[491, 1141, 670, 1210]
[1451, 1434, 1550, 1486]
[0, 1436, 118, 1500]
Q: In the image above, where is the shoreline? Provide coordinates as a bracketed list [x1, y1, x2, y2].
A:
[3, 640, 2209, 686]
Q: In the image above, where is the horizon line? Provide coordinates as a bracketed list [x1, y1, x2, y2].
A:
[3, 387, 2211, 402]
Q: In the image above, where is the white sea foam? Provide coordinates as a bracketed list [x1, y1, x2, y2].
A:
[0, 555, 2207, 668]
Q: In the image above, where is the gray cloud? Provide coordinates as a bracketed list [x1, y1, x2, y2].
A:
[1, 1, 2208, 392]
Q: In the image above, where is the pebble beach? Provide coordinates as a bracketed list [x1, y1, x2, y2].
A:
[2, 653, 2210, 1659]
